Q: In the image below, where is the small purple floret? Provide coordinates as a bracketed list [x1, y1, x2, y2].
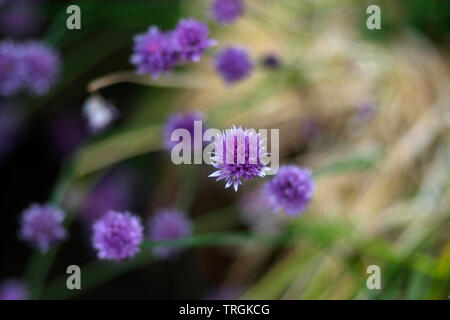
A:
[265, 165, 314, 216]
[131, 27, 180, 79]
[211, 0, 244, 24]
[173, 18, 216, 63]
[92, 211, 144, 261]
[215, 46, 252, 84]
[19, 203, 67, 253]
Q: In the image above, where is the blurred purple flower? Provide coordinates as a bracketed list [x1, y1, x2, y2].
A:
[0, 103, 24, 162]
[81, 169, 135, 223]
[0, 41, 23, 96]
[19, 203, 67, 253]
[265, 165, 314, 216]
[173, 18, 216, 63]
[21, 41, 60, 95]
[163, 110, 204, 150]
[148, 209, 193, 259]
[211, 0, 244, 24]
[131, 26, 180, 79]
[92, 211, 144, 261]
[0, 279, 28, 300]
[209, 126, 268, 191]
[215, 46, 252, 84]
[261, 53, 281, 70]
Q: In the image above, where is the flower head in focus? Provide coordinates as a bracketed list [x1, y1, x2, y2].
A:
[148, 209, 193, 259]
[131, 27, 179, 79]
[264, 165, 314, 216]
[173, 18, 216, 63]
[209, 126, 268, 191]
[92, 211, 144, 261]
[211, 0, 244, 25]
[0, 279, 28, 300]
[215, 46, 252, 84]
[19, 203, 67, 252]
[163, 110, 204, 150]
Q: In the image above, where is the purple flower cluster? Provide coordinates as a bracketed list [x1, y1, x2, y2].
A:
[0, 40, 60, 96]
[19, 204, 67, 253]
[265, 165, 314, 216]
[92, 211, 144, 261]
[148, 209, 193, 259]
[131, 19, 215, 79]
[173, 19, 217, 63]
[0, 279, 28, 300]
[215, 46, 253, 84]
[209, 126, 268, 191]
[163, 110, 204, 150]
[211, 0, 245, 24]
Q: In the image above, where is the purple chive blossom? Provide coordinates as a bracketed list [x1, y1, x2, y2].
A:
[173, 18, 216, 63]
[0, 41, 23, 96]
[209, 125, 268, 191]
[92, 211, 144, 261]
[265, 165, 314, 216]
[148, 209, 193, 259]
[211, 0, 244, 24]
[21, 41, 60, 95]
[131, 27, 179, 79]
[0, 279, 28, 300]
[19, 204, 67, 253]
[215, 46, 253, 84]
[163, 110, 204, 150]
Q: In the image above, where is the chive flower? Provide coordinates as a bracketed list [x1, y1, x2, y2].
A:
[215, 46, 252, 84]
[211, 0, 244, 25]
[92, 211, 144, 261]
[173, 18, 216, 63]
[148, 209, 193, 259]
[209, 125, 268, 191]
[264, 165, 314, 216]
[130, 26, 180, 79]
[19, 203, 67, 253]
